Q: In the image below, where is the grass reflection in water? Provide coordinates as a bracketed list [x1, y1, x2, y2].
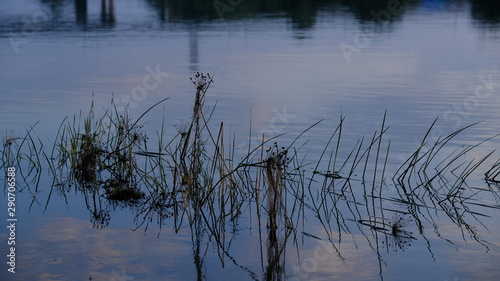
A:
[2, 73, 500, 280]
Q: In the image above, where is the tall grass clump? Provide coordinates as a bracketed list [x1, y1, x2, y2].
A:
[3, 72, 500, 280]
[1, 125, 43, 193]
[394, 120, 497, 202]
[52, 97, 167, 203]
[35, 72, 497, 239]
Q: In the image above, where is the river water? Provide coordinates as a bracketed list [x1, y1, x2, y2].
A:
[1, 0, 500, 280]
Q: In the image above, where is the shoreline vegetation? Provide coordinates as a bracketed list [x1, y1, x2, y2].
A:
[2, 73, 500, 279]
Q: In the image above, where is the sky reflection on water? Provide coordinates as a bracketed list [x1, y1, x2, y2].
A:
[1, 0, 500, 280]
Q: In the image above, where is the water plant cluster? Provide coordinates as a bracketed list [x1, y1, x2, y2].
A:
[2, 73, 500, 280]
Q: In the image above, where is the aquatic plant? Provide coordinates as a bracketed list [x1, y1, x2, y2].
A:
[2, 73, 500, 280]
[1, 124, 43, 195]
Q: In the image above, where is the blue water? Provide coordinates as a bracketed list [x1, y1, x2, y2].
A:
[1, 0, 500, 280]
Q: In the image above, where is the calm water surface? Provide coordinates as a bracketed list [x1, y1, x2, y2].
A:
[1, 0, 500, 280]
